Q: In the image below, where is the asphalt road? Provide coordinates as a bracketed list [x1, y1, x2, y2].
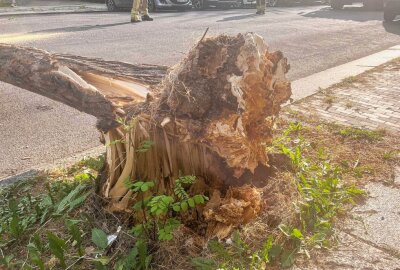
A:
[1, 5, 400, 179]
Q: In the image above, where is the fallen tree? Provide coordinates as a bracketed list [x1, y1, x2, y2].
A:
[0, 33, 291, 238]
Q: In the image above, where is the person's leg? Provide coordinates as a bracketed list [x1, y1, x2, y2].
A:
[131, 0, 142, 22]
[256, 0, 261, 14]
[140, 0, 153, 20]
[260, 0, 266, 13]
[11, 0, 17, 7]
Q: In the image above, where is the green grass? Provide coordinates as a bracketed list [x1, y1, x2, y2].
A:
[0, 156, 104, 269]
[337, 127, 385, 141]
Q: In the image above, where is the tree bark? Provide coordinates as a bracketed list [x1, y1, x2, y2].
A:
[0, 44, 167, 131]
[0, 33, 291, 238]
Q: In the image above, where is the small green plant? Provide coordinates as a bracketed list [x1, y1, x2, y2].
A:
[124, 169, 208, 269]
[114, 239, 152, 270]
[53, 183, 91, 216]
[270, 122, 364, 267]
[136, 140, 155, 153]
[47, 232, 67, 268]
[323, 95, 335, 105]
[27, 240, 45, 270]
[0, 255, 14, 268]
[116, 117, 138, 131]
[65, 219, 84, 256]
[337, 127, 385, 141]
[92, 227, 109, 250]
[126, 175, 208, 242]
[383, 150, 400, 160]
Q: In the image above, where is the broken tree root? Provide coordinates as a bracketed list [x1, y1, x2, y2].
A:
[0, 32, 291, 238]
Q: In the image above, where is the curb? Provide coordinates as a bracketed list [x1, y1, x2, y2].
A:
[291, 44, 400, 102]
[0, 145, 105, 186]
[0, 8, 108, 17]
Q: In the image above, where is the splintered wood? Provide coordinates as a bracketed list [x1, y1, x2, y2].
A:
[0, 33, 291, 238]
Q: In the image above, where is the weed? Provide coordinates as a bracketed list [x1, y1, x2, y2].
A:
[323, 95, 336, 105]
[337, 127, 385, 141]
[126, 175, 208, 242]
[276, 123, 363, 236]
[0, 156, 101, 269]
[342, 76, 357, 84]
[383, 150, 400, 160]
[345, 101, 354, 109]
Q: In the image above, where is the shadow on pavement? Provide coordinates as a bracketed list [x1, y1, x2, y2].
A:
[217, 13, 259, 21]
[383, 20, 400, 35]
[302, 6, 384, 22]
[31, 21, 131, 34]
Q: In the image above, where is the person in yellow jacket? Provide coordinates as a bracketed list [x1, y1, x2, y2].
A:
[256, 0, 265, 14]
[131, 0, 153, 23]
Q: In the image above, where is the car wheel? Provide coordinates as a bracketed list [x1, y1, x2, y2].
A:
[267, 0, 278, 7]
[235, 0, 244, 8]
[384, 11, 396, 21]
[193, 0, 206, 9]
[148, 0, 156, 12]
[330, 0, 344, 9]
[106, 0, 117, 12]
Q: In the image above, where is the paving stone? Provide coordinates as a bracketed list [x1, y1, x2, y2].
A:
[290, 60, 400, 133]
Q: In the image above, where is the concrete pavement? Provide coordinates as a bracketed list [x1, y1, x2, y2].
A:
[0, 0, 106, 16]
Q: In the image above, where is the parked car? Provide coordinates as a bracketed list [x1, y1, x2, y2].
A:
[330, 0, 384, 10]
[105, 0, 192, 12]
[192, 0, 241, 9]
[384, 0, 400, 21]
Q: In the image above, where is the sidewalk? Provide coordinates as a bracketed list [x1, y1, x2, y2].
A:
[0, 0, 107, 16]
[291, 58, 400, 132]
[288, 59, 400, 269]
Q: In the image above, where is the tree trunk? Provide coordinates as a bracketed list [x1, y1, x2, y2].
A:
[0, 33, 291, 238]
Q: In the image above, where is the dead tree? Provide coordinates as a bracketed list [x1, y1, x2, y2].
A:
[0, 33, 291, 238]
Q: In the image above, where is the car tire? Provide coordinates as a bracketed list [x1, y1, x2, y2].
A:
[384, 11, 396, 21]
[330, 0, 344, 9]
[148, 0, 156, 12]
[267, 0, 278, 7]
[106, 0, 118, 12]
[235, 0, 245, 8]
[193, 0, 206, 9]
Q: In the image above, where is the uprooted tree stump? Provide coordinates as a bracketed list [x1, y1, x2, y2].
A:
[0, 33, 291, 239]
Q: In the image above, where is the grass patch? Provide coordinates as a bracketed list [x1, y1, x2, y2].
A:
[337, 127, 385, 141]
[0, 156, 105, 269]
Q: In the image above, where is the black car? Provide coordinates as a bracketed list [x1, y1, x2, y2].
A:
[106, 0, 192, 12]
[384, 0, 400, 21]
